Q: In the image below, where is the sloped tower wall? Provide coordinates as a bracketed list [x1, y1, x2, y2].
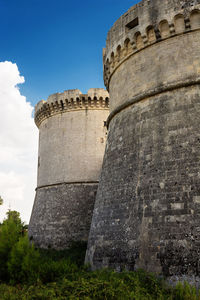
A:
[29, 88, 109, 249]
[86, 0, 200, 282]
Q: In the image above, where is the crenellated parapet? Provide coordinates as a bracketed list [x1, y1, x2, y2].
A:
[35, 88, 109, 127]
[103, 0, 200, 90]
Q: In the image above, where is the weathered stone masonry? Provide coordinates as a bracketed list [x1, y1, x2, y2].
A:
[29, 88, 109, 249]
[86, 0, 200, 282]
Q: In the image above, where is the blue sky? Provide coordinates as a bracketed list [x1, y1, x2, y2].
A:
[0, 0, 139, 221]
[0, 0, 138, 106]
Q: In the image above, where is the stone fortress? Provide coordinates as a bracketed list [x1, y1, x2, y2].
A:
[29, 88, 109, 249]
[30, 0, 200, 282]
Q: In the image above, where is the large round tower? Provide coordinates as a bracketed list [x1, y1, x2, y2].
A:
[86, 0, 200, 281]
[29, 88, 109, 249]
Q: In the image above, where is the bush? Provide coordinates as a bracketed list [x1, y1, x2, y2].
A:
[8, 235, 41, 284]
[1, 210, 200, 299]
[38, 241, 87, 267]
[1, 272, 200, 300]
[0, 211, 24, 281]
[6, 236, 86, 284]
[172, 282, 200, 300]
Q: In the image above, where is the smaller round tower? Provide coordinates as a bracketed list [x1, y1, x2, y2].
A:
[28, 88, 109, 249]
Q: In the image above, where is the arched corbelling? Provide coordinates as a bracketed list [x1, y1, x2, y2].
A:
[159, 20, 170, 38]
[124, 38, 132, 56]
[75, 98, 79, 106]
[146, 25, 156, 43]
[104, 58, 110, 78]
[64, 99, 68, 107]
[135, 31, 144, 50]
[105, 58, 110, 69]
[88, 97, 91, 106]
[110, 52, 115, 68]
[99, 97, 103, 106]
[60, 100, 64, 110]
[104, 11, 200, 88]
[116, 45, 122, 62]
[124, 37, 130, 44]
[81, 98, 85, 106]
[190, 9, 200, 30]
[105, 97, 109, 106]
[68, 98, 72, 107]
[174, 14, 185, 34]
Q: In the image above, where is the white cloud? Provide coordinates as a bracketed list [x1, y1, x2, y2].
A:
[0, 61, 38, 223]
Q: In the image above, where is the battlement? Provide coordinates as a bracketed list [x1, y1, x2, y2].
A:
[103, 0, 200, 89]
[35, 88, 109, 127]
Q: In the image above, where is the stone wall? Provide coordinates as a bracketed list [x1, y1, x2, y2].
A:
[37, 109, 108, 186]
[86, 85, 200, 275]
[29, 183, 97, 249]
[86, 0, 200, 282]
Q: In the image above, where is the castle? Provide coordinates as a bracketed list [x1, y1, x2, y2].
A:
[29, 0, 200, 283]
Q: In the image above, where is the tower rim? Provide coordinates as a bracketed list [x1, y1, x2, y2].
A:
[34, 88, 109, 128]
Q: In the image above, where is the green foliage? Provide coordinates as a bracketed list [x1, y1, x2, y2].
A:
[172, 282, 200, 300]
[36, 254, 79, 284]
[6, 210, 22, 225]
[0, 210, 24, 281]
[1, 273, 200, 300]
[38, 241, 87, 266]
[53, 269, 165, 300]
[0, 210, 200, 299]
[4, 236, 86, 285]
[0, 196, 3, 206]
[8, 235, 41, 284]
[2, 224, 87, 285]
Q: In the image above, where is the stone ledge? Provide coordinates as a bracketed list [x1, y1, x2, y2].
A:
[106, 77, 200, 128]
[36, 181, 99, 190]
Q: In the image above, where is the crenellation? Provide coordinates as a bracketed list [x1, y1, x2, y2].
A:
[35, 100, 46, 112]
[103, 4, 200, 90]
[88, 88, 109, 98]
[34, 89, 109, 127]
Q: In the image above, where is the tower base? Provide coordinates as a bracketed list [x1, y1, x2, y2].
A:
[28, 182, 97, 249]
[86, 85, 200, 278]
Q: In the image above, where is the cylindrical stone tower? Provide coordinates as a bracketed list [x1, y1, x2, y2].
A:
[29, 88, 109, 249]
[86, 0, 200, 282]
